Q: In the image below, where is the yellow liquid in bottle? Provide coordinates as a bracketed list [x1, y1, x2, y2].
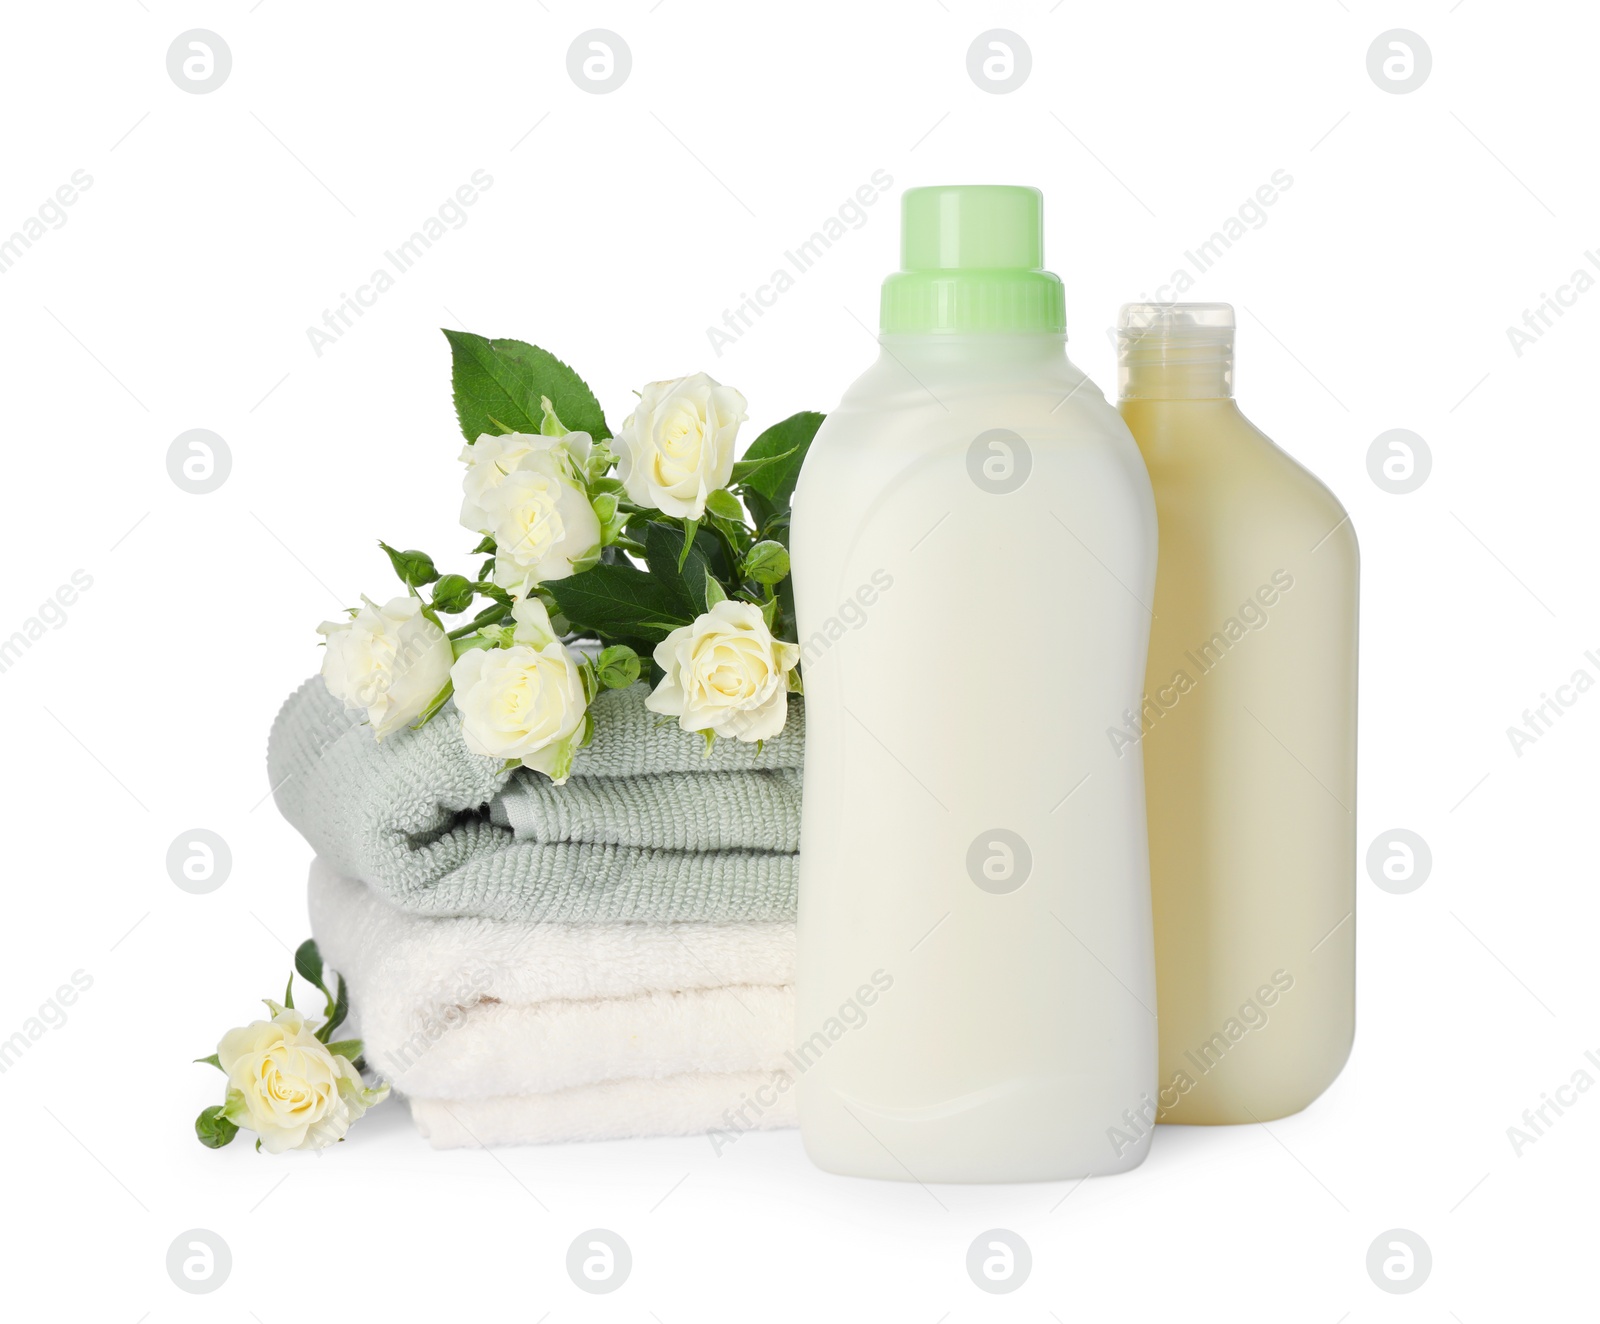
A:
[1118, 304, 1357, 1124]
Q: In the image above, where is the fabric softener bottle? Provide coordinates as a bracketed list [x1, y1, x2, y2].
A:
[790, 186, 1160, 1181]
[1117, 302, 1358, 1126]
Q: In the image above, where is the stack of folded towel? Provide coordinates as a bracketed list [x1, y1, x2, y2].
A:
[268, 678, 802, 1148]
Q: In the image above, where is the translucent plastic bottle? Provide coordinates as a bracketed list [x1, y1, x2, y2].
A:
[1116, 303, 1357, 1125]
[790, 186, 1160, 1182]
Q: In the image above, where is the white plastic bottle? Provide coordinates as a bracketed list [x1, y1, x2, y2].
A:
[790, 186, 1160, 1181]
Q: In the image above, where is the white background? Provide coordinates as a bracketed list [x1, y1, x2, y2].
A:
[1, 0, 1593, 1317]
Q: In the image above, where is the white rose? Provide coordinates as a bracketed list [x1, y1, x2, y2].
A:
[450, 598, 589, 781]
[458, 430, 593, 535]
[616, 373, 748, 520]
[484, 452, 602, 597]
[217, 1005, 388, 1154]
[317, 595, 453, 740]
[646, 599, 799, 742]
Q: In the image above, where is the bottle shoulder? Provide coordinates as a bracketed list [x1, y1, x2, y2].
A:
[815, 351, 1124, 445]
[1124, 401, 1358, 565]
[793, 355, 1157, 569]
[1238, 409, 1350, 516]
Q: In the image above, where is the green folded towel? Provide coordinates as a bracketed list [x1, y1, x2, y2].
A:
[492, 768, 802, 853]
[267, 677, 803, 923]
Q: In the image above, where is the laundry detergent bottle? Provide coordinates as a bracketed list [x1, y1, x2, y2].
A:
[1117, 303, 1358, 1125]
[789, 186, 1160, 1181]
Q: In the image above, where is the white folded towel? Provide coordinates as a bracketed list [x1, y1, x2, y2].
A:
[410, 1072, 797, 1149]
[307, 859, 797, 1147]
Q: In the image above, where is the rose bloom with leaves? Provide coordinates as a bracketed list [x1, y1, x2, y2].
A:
[616, 372, 748, 521]
[647, 597, 801, 742]
[195, 940, 388, 1155]
[450, 598, 590, 781]
[214, 1005, 388, 1153]
[317, 595, 453, 739]
[457, 430, 576, 533]
[485, 456, 601, 596]
[458, 429, 601, 594]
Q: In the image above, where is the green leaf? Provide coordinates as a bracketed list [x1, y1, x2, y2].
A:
[539, 395, 570, 437]
[194, 1053, 222, 1072]
[294, 939, 325, 992]
[644, 522, 718, 616]
[702, 512, 754, 581]
[703, 571, 727, 608]
[735, 411, 824, 529]
[325, 1038, 364, 1061]
[703, 488, 745, 521]
[543, 731, 581, 783]
[409, 679, 455, 729]
[317, 974, 350, 1043]
[195, 1104, 239, 1150]
[774, 573, 796, 641]
[729, 445, 799, 486]
[677, 519, 700, 572]
[755, 508, 792, 547]
[443, 330, 611, 443]
[378, 541, 439, 589]
[471, 534, 496, 555]
[283, 973, 294, 1011]
[545, 563, 694, 644]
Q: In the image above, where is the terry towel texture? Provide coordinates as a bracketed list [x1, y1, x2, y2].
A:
[308, 859, 797, 1148]
[409, 1075, 796, 1149]
[270, 676, 804, 922]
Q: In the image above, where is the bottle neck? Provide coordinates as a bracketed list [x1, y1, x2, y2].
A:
[878, 331, 1067, 366]
[872, 332, 1075, 390]
[1118, 331, 1235, 401]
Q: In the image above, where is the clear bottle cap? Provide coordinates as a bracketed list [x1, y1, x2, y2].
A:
[1116, 302, 1235, 399]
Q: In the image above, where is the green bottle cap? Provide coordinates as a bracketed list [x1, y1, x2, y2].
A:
[880, 185, 1066, 335]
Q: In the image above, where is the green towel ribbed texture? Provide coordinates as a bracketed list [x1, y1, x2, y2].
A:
[267, 678, 803, 922]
